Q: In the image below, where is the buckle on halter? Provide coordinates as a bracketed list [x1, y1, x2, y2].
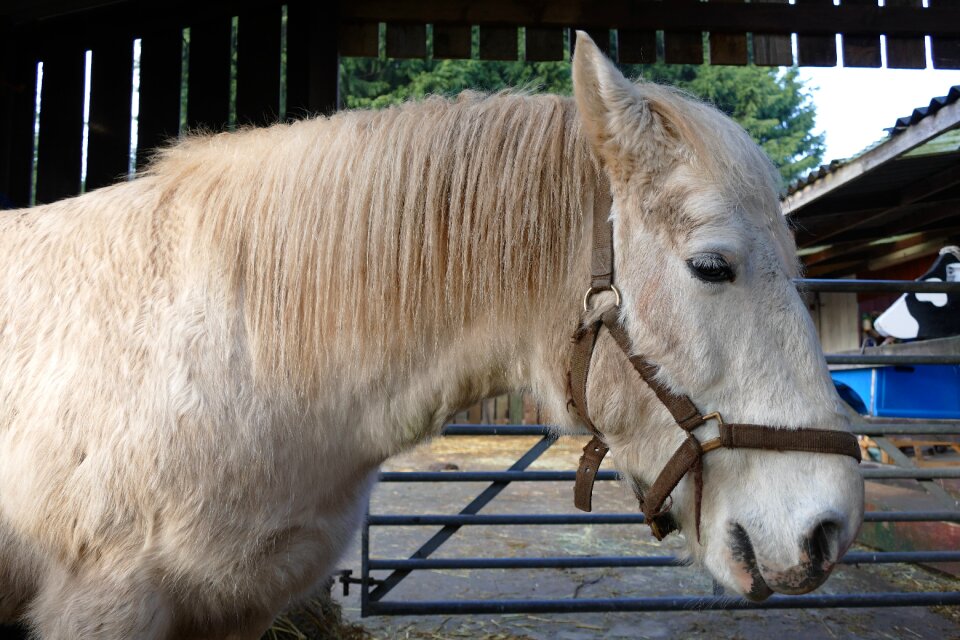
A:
[582, 284, 621, 311]
[649, 518, 667, 540]
[698, 411, 724, 453]
[648, 513, 678, 541]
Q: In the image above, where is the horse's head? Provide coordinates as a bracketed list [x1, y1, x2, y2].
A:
[570, 33, 864, 600]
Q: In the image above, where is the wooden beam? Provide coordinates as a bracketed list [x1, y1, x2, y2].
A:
[286, 0, 339, 117]
[338, 21, 379, 58]
[930, 0, 960, 68]
[707, 0, 747, 67]
[185, 16, 231, 131]
[2, 0, 131, 23]
[617, 28, 657, 64]
[385, 23, 426, 58]
[86, 36, 134, 190]
[805, 259, 864, 278]
[0, 29, 38, 207]
[841, 0, 881, 68]
[885, 0, 926, 69]
[802, 225, 960, 269]
[802, 200, 960, 265]
[8, 1, 960, 72]
[663, 1, 704, 65]
[525, 27, 563, 61]
[339, 1, 960, 37]
[236, 4, 283, 125]
[867, 238, 954, 271]
[616, 0, 656, 64]
[35, 45, 85, 203]
[136, 28, 182, 169]
[434, 24, 471, 59]
[479, 25, 517, 61]
[580, 28, 610, 57]
[795, 190, 960, 246]
[752, 0, 792, 66]
[783, 98, 960, 217]
[795, 0, 836, 67]
[796, 160, 960, 248]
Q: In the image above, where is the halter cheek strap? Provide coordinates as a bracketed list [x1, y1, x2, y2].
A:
[566, 188, 861, 542]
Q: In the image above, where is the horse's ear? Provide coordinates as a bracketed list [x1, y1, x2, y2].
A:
[572, 31, 652, 169]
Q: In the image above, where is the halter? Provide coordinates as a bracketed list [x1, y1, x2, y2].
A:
[567, 187, 861, 542]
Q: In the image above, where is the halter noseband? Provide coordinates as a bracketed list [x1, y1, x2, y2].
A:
[566, 186, 861, 542]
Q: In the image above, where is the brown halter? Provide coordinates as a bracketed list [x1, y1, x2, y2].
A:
[567, 188, 861, 542]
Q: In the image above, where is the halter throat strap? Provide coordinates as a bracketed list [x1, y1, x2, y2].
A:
[567, 190, 861, 542]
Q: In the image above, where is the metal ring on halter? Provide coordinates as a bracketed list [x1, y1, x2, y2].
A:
[582, 284, 621, 312]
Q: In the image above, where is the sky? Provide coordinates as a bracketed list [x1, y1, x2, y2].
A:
[799, 57, 960, 163]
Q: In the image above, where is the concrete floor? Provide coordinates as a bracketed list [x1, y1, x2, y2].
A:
[333, 435, 960, 640]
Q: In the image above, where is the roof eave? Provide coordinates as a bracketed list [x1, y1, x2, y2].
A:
[783, 97, 960, 217]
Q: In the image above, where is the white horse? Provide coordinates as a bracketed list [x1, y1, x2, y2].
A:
[0, 33, 863, 638]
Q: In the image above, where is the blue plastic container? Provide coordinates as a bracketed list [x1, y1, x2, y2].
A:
[830, 365, 960, 419]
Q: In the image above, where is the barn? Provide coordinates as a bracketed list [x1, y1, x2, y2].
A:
[786, 85, 960, 353]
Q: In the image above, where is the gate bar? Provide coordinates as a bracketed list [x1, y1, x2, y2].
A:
[367, 550, 960, 571]
[825, 354, 960, 365]
[366, 591, 960, 616]
[441, 423, 960, 437]
[796, 279, 960, 293]
[367, 510, 960, 526]
[379, 468, 960, 482]
[365, 434, 558, 604]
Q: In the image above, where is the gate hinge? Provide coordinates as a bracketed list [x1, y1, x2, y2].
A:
[336, 569, 383, 597]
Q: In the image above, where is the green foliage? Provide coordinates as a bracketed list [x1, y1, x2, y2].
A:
[340, 55, 823, 184]
[626, 64, 825, 183]
[340, 58, 572, 110]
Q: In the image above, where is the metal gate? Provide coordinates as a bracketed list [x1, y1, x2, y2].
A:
[348, 278, 960, 616]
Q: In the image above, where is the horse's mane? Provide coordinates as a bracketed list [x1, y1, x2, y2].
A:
[148, 92, 599, 387]
[145, 86, 792, 389]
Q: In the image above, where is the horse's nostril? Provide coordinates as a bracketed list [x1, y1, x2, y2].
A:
[805, 518, 843, 566]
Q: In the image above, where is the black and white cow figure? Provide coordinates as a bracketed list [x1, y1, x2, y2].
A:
[874, 246, 960, 340]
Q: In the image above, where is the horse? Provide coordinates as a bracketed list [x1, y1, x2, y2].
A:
[0, 33, 863, 638]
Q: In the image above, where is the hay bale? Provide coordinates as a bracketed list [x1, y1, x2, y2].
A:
[262, 590, 369, 640]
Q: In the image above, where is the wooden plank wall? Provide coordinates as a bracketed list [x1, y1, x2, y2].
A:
[136, 29, 183, 169]
[87, 38, 134, 190]
[236, 4, 283, 126]
[0, 28, 38, 208]
[34, 45, 85, 204]
[886, 0, 926, 69]
[5, 0, 960, 210]
[4, 0, 339, 208]
[185, 17, 232, 131]
[335, 0, 960, 71]
[931, 0, 960, 69]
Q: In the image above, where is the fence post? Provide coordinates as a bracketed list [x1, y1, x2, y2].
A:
[286, 0, 339, 118]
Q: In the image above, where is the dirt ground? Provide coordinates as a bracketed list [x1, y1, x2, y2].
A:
[332, 435, 960, 640]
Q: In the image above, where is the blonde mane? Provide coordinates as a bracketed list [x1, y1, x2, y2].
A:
[147, 93, 600, 389]
[144, 86, 791, 390]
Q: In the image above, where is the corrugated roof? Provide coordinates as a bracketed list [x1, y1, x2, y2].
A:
[887, 85, 960, 133]
[785, 85, 960, 197]
[785, 159, 846, 196]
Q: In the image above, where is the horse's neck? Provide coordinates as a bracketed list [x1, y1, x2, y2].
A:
[188, 105, 598, 444]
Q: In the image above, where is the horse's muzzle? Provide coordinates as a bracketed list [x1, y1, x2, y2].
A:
[730, 516, 844, 598]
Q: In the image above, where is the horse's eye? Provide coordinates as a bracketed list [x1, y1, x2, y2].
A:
[686, 253, 735, 283]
